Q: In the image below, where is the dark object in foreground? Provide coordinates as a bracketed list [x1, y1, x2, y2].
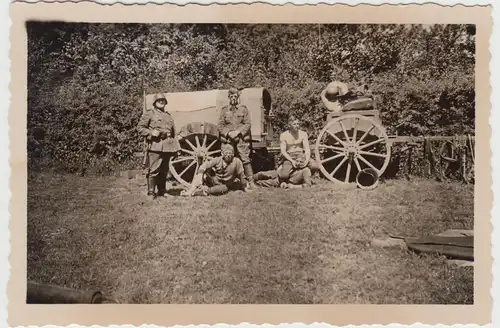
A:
[404, 235, 474, 261]
[27, 281, 105, 304]
[356, 168, 379, 190]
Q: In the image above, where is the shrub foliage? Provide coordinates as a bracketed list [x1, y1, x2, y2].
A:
[27, 23, 475, 173]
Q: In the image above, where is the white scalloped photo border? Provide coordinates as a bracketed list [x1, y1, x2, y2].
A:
[2, 1, 497, 328]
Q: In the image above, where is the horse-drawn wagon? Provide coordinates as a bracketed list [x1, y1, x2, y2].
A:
[143, 87, 273, 187]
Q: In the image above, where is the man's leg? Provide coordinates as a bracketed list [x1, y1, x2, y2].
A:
[288, 167, 312, 187]
[206, 177, 230, 196]
[256, 178, 280, 188]
[156, 153, 171, 196]
[253, 170, 278, 181]
[253, 170, 280, 187]
[278, 160, 294, 182]
[146, 151, 162, 197]
[237, 141, 257, 189]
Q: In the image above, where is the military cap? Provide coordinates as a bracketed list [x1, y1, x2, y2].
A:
[228, 87, 240, 96]
[221, 143, 235, 153]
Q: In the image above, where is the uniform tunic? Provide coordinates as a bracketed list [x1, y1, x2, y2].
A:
[137, 107, 179, 153]
[137, 107, 179, 179]
[199, 156, 247, 195]
[218, 104, 252, 164]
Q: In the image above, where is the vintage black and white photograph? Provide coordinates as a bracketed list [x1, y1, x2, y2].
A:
[26, 20, 477, 305]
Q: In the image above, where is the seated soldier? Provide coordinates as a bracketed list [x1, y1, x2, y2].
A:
[180, 144, 249, 196]
[253, 164, 313, 189]
[278, 115, 318, 185]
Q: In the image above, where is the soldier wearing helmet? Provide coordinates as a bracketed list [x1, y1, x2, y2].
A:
[137, 93, 180, 198]
[218, 87, 257, 189]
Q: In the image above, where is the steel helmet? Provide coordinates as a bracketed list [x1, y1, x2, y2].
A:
[153, 93, 168, 105]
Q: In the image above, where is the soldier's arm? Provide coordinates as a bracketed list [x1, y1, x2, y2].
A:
[235, 159, 247, 184]
[218, 108, 231, 137]
[237, 106, 251, 136]
[137, 111, 152, 138]
[198, 157, 218, 175]
[187, 158, 218, 194]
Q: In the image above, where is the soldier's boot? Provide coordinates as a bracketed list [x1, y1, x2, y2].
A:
[147, 176, 157, 198]
[243, 163, 258, 190]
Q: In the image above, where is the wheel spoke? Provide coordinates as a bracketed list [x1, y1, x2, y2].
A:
[185, 138, 197, 151]
[181, 148, 196, 156]
[202, 134, 207, 148]
[179, 160, 196, 177]
[207, 149, 221, 156]
[331, 157, 348, 176]
[339, 120, 350, 143]
[352, 118, 359, 144]
[358, 155, 378, 172]
[356, 125, 375, 146]
[321, 153, 344, 164]
[359, 138, 385, 150]
[171, 156, 195, 164]
[195, 135, 201, 148]
[359, 150, 388, 159]
[206, 138, 218, 151]
[325, 129, 347, 146]
[354, 158, 362, 172]
[192, 161, 200, 182]
[345, 161, 352, 183]
[318, 144, 345, 152]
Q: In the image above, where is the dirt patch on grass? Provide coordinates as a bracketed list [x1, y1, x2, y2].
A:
[27, 173, 474, 304]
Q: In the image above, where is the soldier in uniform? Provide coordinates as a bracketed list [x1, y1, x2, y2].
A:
[137, 93, 180, 198]
[180, 143, 249, 197]
[218, 87, 257, 189]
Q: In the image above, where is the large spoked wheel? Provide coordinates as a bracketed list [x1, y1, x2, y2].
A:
[315, 114, 392, 184]
[169, 133, 221, 188]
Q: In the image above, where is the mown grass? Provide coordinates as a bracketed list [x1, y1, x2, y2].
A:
[27, 173, 474, 304]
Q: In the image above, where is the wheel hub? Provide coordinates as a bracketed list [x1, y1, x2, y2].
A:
[196, 148, 207, 159]
[344, 143, 360, 158]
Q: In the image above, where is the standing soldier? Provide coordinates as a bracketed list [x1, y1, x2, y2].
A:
[218, 87, 257, 189]
[137, 93, 179, 198]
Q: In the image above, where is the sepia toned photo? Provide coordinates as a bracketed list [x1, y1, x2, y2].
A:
[8, 2, 492, 327]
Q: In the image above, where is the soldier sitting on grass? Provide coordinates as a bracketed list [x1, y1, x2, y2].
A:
[277, 115, 318, 186]
[180, 144, 249, 197]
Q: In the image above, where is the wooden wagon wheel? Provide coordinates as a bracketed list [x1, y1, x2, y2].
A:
[314, 113, 391, 184]
[169, 132, 221, 188]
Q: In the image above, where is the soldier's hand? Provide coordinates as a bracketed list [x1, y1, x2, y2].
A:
[151, 129, 160, 137]
[158, 130, 169, 139]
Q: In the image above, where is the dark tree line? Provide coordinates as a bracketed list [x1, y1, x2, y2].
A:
[27, 22, 475, 173]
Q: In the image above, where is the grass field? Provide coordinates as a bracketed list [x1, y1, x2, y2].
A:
[27, 173, 474, 304]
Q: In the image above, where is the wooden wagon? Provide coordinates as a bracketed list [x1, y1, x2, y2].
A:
[143, 88, 273, 187]
[313, 108, 475, 185]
